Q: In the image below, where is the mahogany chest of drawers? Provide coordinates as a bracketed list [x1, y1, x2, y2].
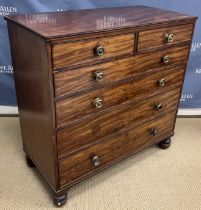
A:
[5, 6, 197, 206]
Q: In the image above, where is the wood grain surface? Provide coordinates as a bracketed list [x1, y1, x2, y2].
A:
[52, 33, 134, 68]
[4, 6, 197, 39]
[7, 22, 57, 189]
[138, 23, 193, 50]
[54, 45, 189, 97]
[57, 88, 181, 157]
[56, 65, 185, 125]
[59, 112, 176, 187]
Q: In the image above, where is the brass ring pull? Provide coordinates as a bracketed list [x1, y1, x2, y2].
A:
[164, 33, 174, 43]
[92, 71, 104, 81]
[150, 128, 159, 136]
[162, 55, 170, 64]
[93, 97, 103, 108]
[92, 155, 101, 167]
[94, 45, 104, 56]
[158, 79, 166, 87]
[155, 103, 163, 111]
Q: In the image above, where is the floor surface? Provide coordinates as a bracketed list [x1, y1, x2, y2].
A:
[0, 117, 201, 210]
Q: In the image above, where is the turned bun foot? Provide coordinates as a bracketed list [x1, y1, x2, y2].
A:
[158, 138, 171, 149]
[53, 191, 68, 207]
[26, 155, 35, 167]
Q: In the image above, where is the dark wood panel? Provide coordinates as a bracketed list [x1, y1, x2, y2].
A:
[59, 112, 176, 187]
[54, 45, 189, 97]
[7, 22, 58, 189]
[4, 6, 197, 39]
[52, 33, 134, 69]
[57, 88, 181, 157]
[56, 65, 185, 125]
[138, 23, 193, 50]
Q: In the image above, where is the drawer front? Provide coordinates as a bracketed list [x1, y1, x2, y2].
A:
[52, 33, 134, 69]
[138, 24, 193, 51]
[54, 45, 189, 97]
[59, 112, 176, 187]
[56, 65, 185, 125]
[57, 88, 181, 157]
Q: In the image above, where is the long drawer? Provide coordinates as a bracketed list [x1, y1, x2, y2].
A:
[56, 65, 185, 125]
[54, 45, 189, 97]
[52, 33, 134, 69]
[57, 88, 181, 157]
[59, 112, 176, 187]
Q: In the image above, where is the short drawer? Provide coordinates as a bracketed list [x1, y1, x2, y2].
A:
[52, 33, 134, 69]
[57, 88, 181, 157]
[55, 65, 185, 125]
[59, 112, 176, 187]
[138, 23, 193, 51]
[54, 45, 189, 97]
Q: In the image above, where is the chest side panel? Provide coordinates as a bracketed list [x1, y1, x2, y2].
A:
[7, 22, 58, 190]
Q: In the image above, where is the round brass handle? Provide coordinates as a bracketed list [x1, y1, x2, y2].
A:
[92, 71, 104, 81]
[93, 97, 103, 108]
[162, 55, 170, 64]
[150, 128, 159, 136]
[164, 33, 174, 43]
[158, 79, 166, 87]
[94, 45, 104, 56]
[155, 103, 163, 111]
[92, 155, 101, 167]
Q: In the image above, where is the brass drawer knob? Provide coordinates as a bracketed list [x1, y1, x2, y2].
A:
[94, 45, 104, 56]
[158, 78, 166, 87]
[164, 33, 174, 43]
[150, 128, 159, 136]
[93, 97, 103, 108]
[92, 155, 101, 167]
[155, 103, 163, 111]
[162, 55, 170, 64]
[92, 71, 104, 81]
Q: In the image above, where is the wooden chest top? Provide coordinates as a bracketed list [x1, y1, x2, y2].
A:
[5, 5, 196, 39]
